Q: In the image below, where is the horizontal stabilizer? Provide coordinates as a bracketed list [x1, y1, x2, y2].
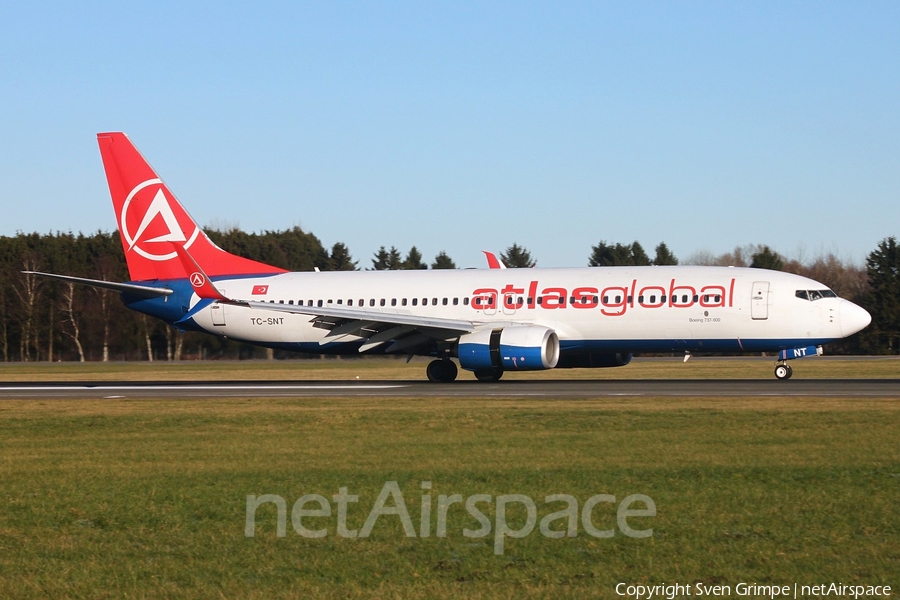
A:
[22, 271, 173, 298]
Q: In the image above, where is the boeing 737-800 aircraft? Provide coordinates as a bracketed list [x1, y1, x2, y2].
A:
[29, 133, 871, 381]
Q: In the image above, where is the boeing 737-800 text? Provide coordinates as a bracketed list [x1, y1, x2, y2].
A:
[27, 133, 872, 381]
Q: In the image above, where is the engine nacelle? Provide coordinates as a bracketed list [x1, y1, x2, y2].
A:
[556, 352, 633, 369]
[457, 326, 560, 372]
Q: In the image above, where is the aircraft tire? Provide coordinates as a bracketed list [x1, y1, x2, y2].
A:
[474, 368, 503, 382]
[427, 359, 458, 383]
[774, 364, 793, 380]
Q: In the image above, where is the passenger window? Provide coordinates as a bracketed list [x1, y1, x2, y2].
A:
[442, 298, 448, 305]
[380, 299, 386, 306]
[432, 298, 438, 306]
[337, 299, 342, 305]
[369, 299, 375, 307]
[682, 295, 688, 303]
[412, 298, 418, 306]
[463, 298, 469, 306]
[317, 300, 323, 307]
[453, 298, 459, 306]
[402, 298, 408, 306]
[288, 300, 294, 305]
[391, 299, 397, 306]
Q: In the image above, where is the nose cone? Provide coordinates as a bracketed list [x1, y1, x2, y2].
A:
[839, 300, 872, 337]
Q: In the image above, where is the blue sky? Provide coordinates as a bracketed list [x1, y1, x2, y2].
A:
[2, 1, 898, 268]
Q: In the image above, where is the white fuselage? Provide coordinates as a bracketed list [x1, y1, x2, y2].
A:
[185, 266, 864, 356]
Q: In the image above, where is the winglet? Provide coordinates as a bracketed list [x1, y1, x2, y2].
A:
[483, 251, 506, 269]
[173, 244, 229, 301]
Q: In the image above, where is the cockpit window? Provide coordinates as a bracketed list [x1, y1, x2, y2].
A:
[796, 289, 836, 301]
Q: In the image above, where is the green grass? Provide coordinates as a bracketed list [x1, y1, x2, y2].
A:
[0, 355, 897, 381]
[0, 392, 898, 598]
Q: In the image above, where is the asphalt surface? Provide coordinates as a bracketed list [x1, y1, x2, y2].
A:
[0, 379, 898, 399]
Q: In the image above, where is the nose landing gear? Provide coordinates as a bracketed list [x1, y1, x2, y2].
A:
[774, 362, 793, 380]
[773, 345, 823, 380]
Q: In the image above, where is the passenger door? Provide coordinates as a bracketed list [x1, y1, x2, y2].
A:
[751, 281, 769, 320]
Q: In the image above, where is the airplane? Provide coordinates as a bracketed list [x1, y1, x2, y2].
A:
[27, 132, 872, 382]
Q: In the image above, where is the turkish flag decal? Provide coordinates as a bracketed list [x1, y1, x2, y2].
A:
[251, 285, 269, 295]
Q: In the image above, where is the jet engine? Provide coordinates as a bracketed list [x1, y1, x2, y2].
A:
[457, 326, 560, 372]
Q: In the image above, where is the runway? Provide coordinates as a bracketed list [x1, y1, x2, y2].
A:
[1, 379, 898, 399]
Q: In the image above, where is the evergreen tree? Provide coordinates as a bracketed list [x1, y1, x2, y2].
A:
[371, 246, 402, 270]
[431, 251, 456, 269]
[653, 242, 679, 266]
[371, 246, 390, 270]
[589, 241, 645, 266]
[501, 243, 535, 268]
[328, 242, 357, 271]
[750, 246, 784, 271]
[402, 246, 427, 270]
[865, 236, 900, 353]
[630, 241, 652, 266]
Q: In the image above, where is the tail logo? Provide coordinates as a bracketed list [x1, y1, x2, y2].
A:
[121, 179, 200, 261]
[190, 272, 206, 288]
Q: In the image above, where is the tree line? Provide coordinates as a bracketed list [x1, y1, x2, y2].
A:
[0, 228, 897, 362]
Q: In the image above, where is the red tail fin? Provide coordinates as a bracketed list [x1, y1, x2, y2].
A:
[97, 132, 286, 281]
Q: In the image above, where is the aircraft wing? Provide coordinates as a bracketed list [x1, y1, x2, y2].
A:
[238, 300, 482, 352]
[172, 243, 487, 353]
[243, 300, 476, 333]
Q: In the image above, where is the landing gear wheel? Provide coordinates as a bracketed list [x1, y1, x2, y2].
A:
[474, 368, 503, 382]
[426, 359, 458, 383]
[774, 364, 793, 380]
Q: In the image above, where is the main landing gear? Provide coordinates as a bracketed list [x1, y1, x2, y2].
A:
[426, 359, 458, 383]
[774, 362, 793, 380]
[474, 368, 503, 382]
[425, 360, 504, 382]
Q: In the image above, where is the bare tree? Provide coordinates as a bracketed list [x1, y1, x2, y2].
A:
[140, 315, 154, 361]
[12, 260, 41, 362]
[63, 283, 86, 362]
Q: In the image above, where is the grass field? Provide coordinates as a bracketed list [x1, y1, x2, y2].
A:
[0, 361, 898, 598]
